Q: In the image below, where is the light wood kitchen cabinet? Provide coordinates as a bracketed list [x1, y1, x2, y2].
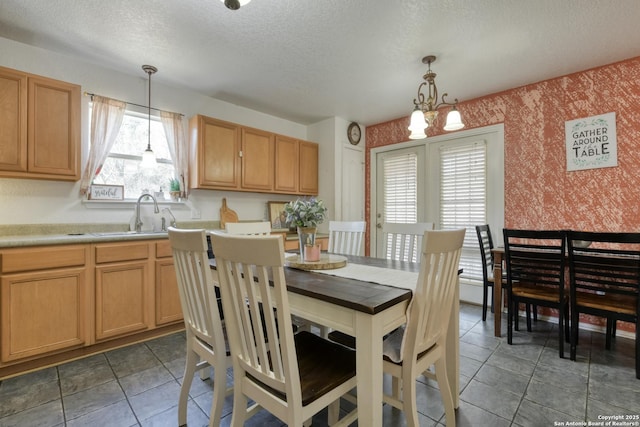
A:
[241, 127, 274, 191]
[274, 135, 299, 193]
[189, 114, 318, 195]
[0, 66, 80, 181]
[94, 242, 151, 341]
[155, 240, 182, 325]
[0, 245, 88, 363]
[189, 115, 241, 190]
[299, 141, 319, 195]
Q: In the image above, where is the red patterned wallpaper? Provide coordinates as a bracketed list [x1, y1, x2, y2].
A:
[365, 56, 640, 332]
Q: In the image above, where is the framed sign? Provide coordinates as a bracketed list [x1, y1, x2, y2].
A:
[268, 201, 290, 230]
[565, 112, 617, 171]
[89, 184, 124, 200]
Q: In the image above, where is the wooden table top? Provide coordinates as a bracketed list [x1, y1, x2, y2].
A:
[210, 254, 414, 315]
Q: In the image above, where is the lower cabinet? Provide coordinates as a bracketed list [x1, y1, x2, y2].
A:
[0, 238, 184, 377]
[155, 240, 182, 325]
[0, 245, 89, 363]
[95, 260, 149, 341]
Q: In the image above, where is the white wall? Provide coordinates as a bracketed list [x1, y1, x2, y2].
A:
[0, 37, 318, 226]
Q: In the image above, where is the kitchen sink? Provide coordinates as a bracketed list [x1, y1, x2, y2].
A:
[91, 231, 168, 237]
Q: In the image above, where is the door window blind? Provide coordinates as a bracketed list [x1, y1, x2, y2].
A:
[383, 152, 418, 224]
[439, 141, 487, 282]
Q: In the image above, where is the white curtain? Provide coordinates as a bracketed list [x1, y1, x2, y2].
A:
[160, 111, 189, 198]
[79, 96, 126, 195]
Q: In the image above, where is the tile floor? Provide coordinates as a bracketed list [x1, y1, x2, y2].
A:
[0, 303, 638, 426]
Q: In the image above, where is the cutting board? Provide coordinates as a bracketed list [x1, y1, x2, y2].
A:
[220, 198, 238, 229]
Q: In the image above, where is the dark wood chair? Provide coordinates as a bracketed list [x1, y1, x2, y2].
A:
[476, 224, 537, 323]
[567, 231, 640, 379]
[503, 229, 569, 358]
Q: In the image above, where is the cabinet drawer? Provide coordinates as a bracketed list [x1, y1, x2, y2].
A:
[95, 242, 150, 264]
[1, 245, 86, 273]
[155, 240, 173, 258]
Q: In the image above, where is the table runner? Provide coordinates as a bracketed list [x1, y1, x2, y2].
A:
[311, 262, 417, 292]
[311, 261, 417, 363]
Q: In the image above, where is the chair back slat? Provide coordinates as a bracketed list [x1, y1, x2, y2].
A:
[569, 231, 640, 302]
[405, 229, 465, 359]
[328, 221, 366, 255]
[503, 229, 566, 295]
[211, 233, 300, 399]
[476, 224, 494, 279]
[382, 222, 434, 262]
[168, 228, 226, 357]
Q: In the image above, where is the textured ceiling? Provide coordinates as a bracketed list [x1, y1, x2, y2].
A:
[1, 0, 639, 126]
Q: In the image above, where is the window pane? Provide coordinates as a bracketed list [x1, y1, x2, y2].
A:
[91, 107, 175, 199]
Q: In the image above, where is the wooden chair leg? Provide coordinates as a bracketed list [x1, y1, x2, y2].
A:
[605, 318, 613, 350]
[526, 303, 532, 332]
[507, 295, 514, 344]
[179, 348, 198, 427]
[482, 282, 489, 321]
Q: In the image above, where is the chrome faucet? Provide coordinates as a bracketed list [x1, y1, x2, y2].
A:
[135, 193, 160, 233]
[162, 207, 177, 230]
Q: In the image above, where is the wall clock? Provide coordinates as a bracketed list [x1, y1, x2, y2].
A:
[347, 122, 361, 145]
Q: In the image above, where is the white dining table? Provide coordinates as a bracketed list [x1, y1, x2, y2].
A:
[210, 254, 460, 426]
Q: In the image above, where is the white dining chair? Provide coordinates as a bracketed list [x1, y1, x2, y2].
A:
[225, 221, 271, 235]
[382, 228, 465, 427]
[167, 228, 233, 427]
[210, 232, 358, 426]
[381, 222, 434, 262]
[327, 220, 366, 256]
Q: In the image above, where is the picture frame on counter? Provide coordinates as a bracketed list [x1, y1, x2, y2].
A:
[89, 184, 124, 200]
[268, 201, 291, 230]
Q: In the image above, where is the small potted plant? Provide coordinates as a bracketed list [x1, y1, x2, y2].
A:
[169, 178, 181, 201]
[284, 197, 327, 261]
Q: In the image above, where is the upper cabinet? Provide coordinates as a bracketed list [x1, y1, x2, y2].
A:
[241, 127, 275, 191]
[189, 115, 241, 189]
[189, 114, 318, 195]
[298, 141, 319, 195]
[0, 66, 81, 181]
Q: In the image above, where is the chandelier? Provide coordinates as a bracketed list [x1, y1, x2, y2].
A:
[408, 55, 464, 140]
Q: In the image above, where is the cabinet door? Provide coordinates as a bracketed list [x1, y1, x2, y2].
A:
[0, 67, 28, 173]
[155, 258, 182, 325]
[241, 127, 274, 191]
[191, 115, 241, 189]
[95, 261, 149, 340]
[274, 135, 299, 193]
[1, 268, 86, 362]
[299, 141, 319, 195]
[27, 75, 80, 180]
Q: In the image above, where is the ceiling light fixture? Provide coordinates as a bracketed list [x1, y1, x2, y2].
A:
[221, 0, 251, 10]
[408, 55, 464, 140]
[140, 65, 158, 169]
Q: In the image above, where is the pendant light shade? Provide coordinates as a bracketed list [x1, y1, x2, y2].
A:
[443, 106, 464, 131]
[140, 65, 157, 170]
[408, 106, 427, 140]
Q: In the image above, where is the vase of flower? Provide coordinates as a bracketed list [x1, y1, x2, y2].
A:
[284, 197, 327, 262]
[297, 226, 321, 261]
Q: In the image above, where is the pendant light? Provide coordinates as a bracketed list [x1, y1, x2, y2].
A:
[140, 65, 158, 169]
[408, 55, 464, 140]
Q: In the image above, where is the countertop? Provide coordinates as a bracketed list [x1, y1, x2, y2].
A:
[0, 222, 328, 249]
